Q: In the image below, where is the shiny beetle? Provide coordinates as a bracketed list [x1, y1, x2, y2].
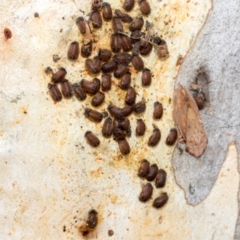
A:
[138, 183, 153, 202]
[81, 78, 100, 95]
[84, 108, 103, 122]
[102, 60, 117, 73]
[133, 99, 146, 114]
[81, 41, 92, 58]
[60, 80, 73, 98]
[98, 49, 112, 62]
[118, 139, 130, 155]
[146, 163, 158, 181]
[153, 101, 163, 119]
[121, 34, 132, 52]
[112, 17, 123, 33]
[119, 72, 131, 90]
[48, 83, 62, 102]
[85, 131, 100, 147]
[148, 126, 161, 146]
[165, 128, 177, 146]
[114, 64, 129, 78]
[125, 86, 136, 105]
[90, 10, 102, 28]
[76, 17, 86, 34]
[108, 104, 125, 119]
[138, 159, 150, 178]
[91, 92, 105, 107]
[115, 9, 133, 23]
[123, 104, 133, 116]
[131, 54, 144, 71]
[139, 0, 151, 15]
[141, 68, 152, 86]
[129, 17, 144, 32]
[140, 42, 152, 56]
[67, 41, 79, 61]
[51, 68, 67, 83]
[113, 53, 131, 65]
[4, 28, 12, 39]
[102, 117, 113, 137]
[72, 83, 86, 101]
[101, 73, 112, 92]
[123, 0, 135, 11]
[86, 209, 98, 228]
[136, 119, 146, 136]
[152, 193, 168, 209]
[155, 169, 167, 188]
[110, 34, 121, 52]
[113, 127, 127, 141]
[85, 57, 102, 74]
[102, 2, 112, 20]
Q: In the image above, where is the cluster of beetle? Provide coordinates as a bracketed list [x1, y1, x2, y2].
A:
[46, 0, 173, 155]
[138, 159, 169, 208]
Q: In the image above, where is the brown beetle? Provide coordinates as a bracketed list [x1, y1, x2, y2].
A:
[130, 30, 141, 43]
[102, 117, 113, 137]
[119, 72, 131, 90]
[153, 101, 163, 119]
[123, 0, 135, 11]
[48, 83, 62, 102]
[153, 193, 168, 209]
[110, 34, 121, 53]
[90, 10, 102, 28]
[114, 64, 129, 78]
[98, 49, 112, 62]
[52, 68, 67, 83]
[4, 28, 12, 39]
[136, 119, 146, 136]
[139, 0, 151, 15]
[133, 99, 146, 114]
[60, 80, 73, 98]
[121, 34, 132, 52]
[138, 159, 150, 178]
[125, 86, 136, 105]
[193, 91, 206, 110]
[113, 119, 131, 139]
[131, 54, 144, 71]
[115, 9, 133, 23]
[76, 17, 86, 34]
[91, 92, 105, 107]
[112, 17, 123, 33]
[113, 127, 127, 141]
[85, 108, 103, 122]
[85, 57, 102, 74]
[108, 104, 125, 119]
[153, 37, 169, 58]
[142, 68, 152, 86]
[72, 83, 86, 101]
[138, 183, 153, 202]
[102, 60, 117, 73]
[165, 128, 177, 146]
[113, 53, 131, 65]
[155, 169, 167, 188]
[102, 2, 112, 20]
[81, 41, 92, 58]
[118, 139, 130, 155]
[129, 17, 144, 32]
[92, 0, 102, 9]
[148, 127, 161, 146]
[67, 41, 79, 61]
[85, 131, 100, 147]
[101, 73, 112, 92]
[140, 42, 152, 56]
[146, 163, 158, 181]
[122, 104, 133, 116]
[81, 78, 100, 95]
[87, 209, 98, 228]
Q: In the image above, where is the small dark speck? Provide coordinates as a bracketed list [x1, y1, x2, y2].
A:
[62, 17, 65, 20]
[34, 12, 39, 18]
[23, 111, 27, 114]
[108, 230, 114, 236]
[52, 54, 60, 62]
[168, 98, 171, 104]
[63, 225, 66, 232]
[189, 184, 195, 195]
[60, 29, 63, 33]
